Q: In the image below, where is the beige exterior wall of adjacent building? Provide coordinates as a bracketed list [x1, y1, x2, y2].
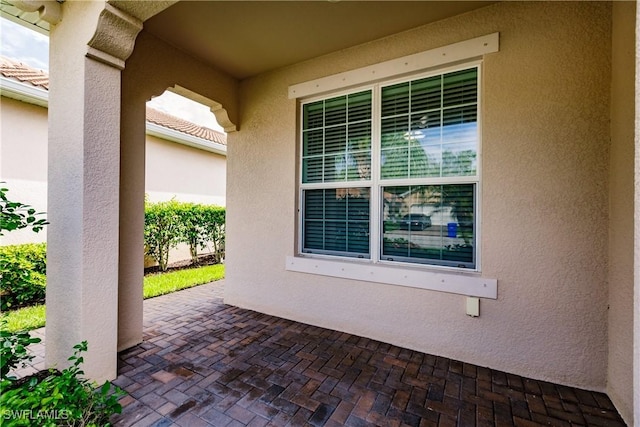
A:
[0, 91, 227, 252]
[225, 0, 619, 398]
[145, 134, 226, 207]
[0, 96, 48, 245]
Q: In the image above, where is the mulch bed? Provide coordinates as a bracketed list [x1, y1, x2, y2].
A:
[143, 254, 219, 276]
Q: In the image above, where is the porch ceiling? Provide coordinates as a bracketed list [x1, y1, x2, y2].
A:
[143, 1, 495, 80]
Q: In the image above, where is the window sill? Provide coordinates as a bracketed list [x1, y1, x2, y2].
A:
[285, 255, 497, 299]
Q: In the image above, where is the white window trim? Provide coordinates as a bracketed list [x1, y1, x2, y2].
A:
[289, 33, 499, 99]
[286, 256, 497, 299]
[289, 34, 499, 298]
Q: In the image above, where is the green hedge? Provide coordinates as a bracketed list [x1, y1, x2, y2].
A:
[0, 202, 225, 311]
[0, 243, 47, 311]
[144, 200, 225, 272]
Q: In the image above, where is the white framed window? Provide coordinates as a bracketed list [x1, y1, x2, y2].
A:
[299, 64, 480, 271]
[301, 89, 373, 258]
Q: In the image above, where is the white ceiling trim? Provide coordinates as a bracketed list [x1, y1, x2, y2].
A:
[1, 0, 51, 34]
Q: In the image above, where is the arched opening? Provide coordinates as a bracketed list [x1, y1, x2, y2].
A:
[143, 88, 227, 270]
[118, 25, 239, 355]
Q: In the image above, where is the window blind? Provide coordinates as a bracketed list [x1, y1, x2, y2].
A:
[300, 65, 479, 269]
[302, 91, 372, 184]
[302, 91, 372, 257]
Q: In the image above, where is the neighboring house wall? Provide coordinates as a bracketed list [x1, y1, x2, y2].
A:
[225, 1, 617, 397]
[145, 134, 226, 207]
[0, 64, 227, 261]
[0, 95, 48, 245]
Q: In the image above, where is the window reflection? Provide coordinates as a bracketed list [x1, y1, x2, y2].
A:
[382, 184, 474, 267]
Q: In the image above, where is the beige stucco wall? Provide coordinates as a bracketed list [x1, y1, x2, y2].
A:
[226, 1, 613, 392]
[0, 96, 48, 245]
[608, 2, 636, 424]
[634, 1, 640, 423]
[145, 134, 226, 207]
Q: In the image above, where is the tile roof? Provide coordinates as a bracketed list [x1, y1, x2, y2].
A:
[0, 56, 226, 146]
[145, 108, 226, 145]
[0, 56, 48, 89]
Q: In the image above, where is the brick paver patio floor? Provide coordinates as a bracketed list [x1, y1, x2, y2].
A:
[11, 280, 626, 426]
[103, 281, 626, 427]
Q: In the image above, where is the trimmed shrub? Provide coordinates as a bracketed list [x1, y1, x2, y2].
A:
[175, 203, 206, 265]
[176, 203, 225, 265]
[0, 243, 47, 311]
[203, 206, 225, 264]
[144, 200, 225, 271]
[144, 199, 185, 272]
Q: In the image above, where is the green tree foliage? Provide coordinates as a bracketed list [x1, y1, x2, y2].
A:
[0, 341, 125, 426]
[0, 186, 124, 425]
[442, 149, 476, 176]
[380, 133, 432, 179]
[0, 185, 48, 236]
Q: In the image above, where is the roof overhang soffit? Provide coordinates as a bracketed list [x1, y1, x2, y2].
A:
[9, 0, 61, 26]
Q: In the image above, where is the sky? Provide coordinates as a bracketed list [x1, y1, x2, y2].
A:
[0, 17, 48, 70]
[0, 17, 224, 132]
[146, 91, 224, 133]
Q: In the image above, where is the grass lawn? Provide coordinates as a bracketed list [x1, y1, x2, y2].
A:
[144, 264, 225, 299]
[2, 304, 46, 332]
[1, 264, 225, 333]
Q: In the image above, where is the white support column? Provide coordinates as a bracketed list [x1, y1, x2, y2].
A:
[45, 0, 142, 382]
